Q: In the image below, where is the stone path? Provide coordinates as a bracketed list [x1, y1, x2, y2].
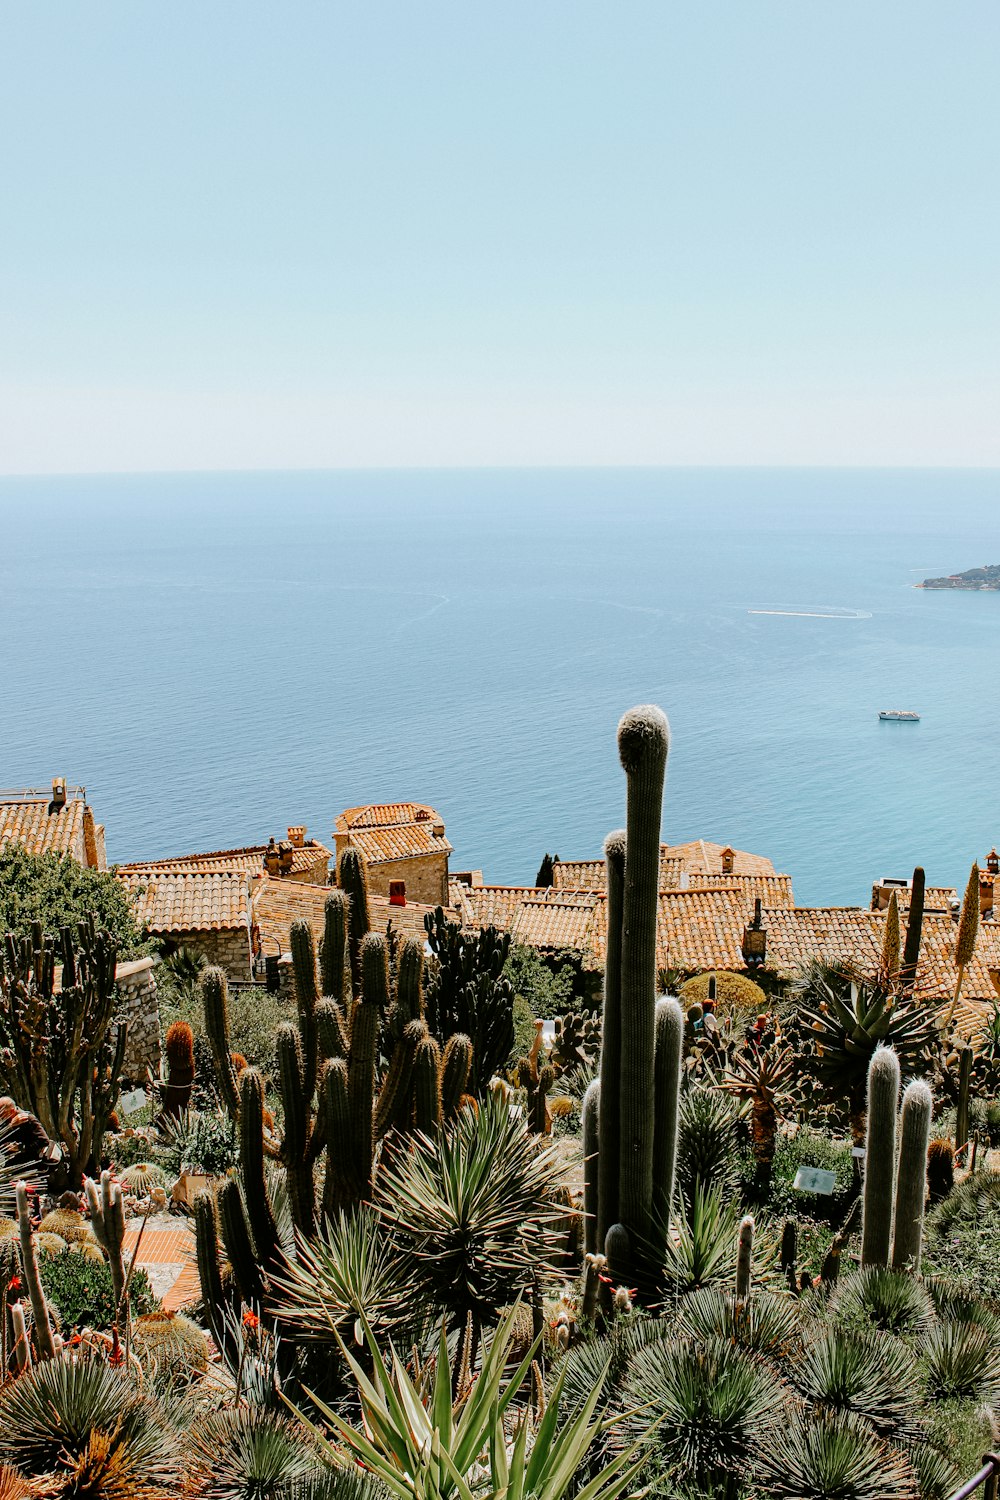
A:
[123, 1220, 200, 1312]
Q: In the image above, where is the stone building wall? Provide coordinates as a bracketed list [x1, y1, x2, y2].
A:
[115, 958, 161, 1084]
[366, 854, 448, 907]
[179, 927, 253, 980]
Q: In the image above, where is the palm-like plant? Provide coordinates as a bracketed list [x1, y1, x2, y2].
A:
[620, 1333, 786, 1498]
[792, 963, 938, 1143]
[753, 1408, 916, 1500]
[721, 1031, 796, 1189]
[0, 1356, 180, 1495]
[272, 1206, 409, 1347]
[658, 1184, 746, 1297]
[292, 1305, 643, 1500]
[374, 1092, 564, 1343]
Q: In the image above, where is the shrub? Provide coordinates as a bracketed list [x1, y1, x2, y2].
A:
[0, 845, 143, 954]
[156, 1109, 239, 1177]
[504, 944, 579, 1021]
[39, 1247, 157, 1332]
[679, 970, 767, 1020]
[675, 1089, 740, 1205]
[736, 1127, 856, 1220]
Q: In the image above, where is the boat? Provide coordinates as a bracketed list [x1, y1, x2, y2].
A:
[879, 709, 920, 722]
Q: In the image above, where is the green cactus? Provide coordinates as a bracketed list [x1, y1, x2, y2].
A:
[780, 1219, 797, 1293]
[441, 1033, 473, 1117]
[597, 828, 626, 1248]
[890, 1079, 932, 1272]
[423, 910, 514, 1093]
[338, 847, 371, 995]
[238, 1068, 280, 1274]
[861, 1047, 900, 1268]
[651, 997, 684, 1243]
[552, 1010, 601, 1072]
[515, 1022, 555, 1135]
[735, 1215, 754, 1301]
[84, 1169, 127, 1316]
[582, 1079, 600, 1256]
[15, 1183, 55, 1360]
[955, 1045, 972, 1155]
[290, 919, 319, 1098]
[900, 866, 925, 993]
[413, 1034, 444, 1132]
[203, 966, 242, 1123]
[320, 889, 350, 1004]
[217, 1176, 266, 1311]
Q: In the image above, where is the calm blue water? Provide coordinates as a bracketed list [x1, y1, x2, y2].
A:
[0, 469, 997, 906]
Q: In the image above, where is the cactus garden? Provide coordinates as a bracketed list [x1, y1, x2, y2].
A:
[0, 708, 996, 1498]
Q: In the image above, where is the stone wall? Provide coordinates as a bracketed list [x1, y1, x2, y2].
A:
[180, 926, 253, 980]
[366, 854, 448, 907]
[115, 958, 160, 1084]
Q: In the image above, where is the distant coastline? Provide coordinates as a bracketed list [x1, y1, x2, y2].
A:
[918, 564, 1000, 590]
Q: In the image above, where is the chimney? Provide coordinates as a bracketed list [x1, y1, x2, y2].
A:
[287, 825, 306, 848]
[264, 837, 280, 876]
[389, 880, 406, 907]
[278, 841, 294, 875]
[432, 820, 445, 839]
[51, 777, 67, 809]
[721, 846, 734, 875]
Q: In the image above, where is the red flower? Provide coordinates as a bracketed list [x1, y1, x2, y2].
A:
[7, 1276, 20, 1293]
[242, 1309, 260, 1331]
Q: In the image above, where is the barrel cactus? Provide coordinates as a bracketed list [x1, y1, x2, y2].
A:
[131, 1309, 209, 1380]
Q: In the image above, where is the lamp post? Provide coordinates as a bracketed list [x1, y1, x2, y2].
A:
[742, 897, 767, 969]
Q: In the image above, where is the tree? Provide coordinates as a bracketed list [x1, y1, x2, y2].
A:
[0, 845, 142, 955]
[535, 852, 558, 887]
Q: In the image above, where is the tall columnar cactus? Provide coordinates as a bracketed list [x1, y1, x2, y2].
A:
[581, 1079, 600, 1256]
[515, 1021, 555, 1136]
[735, 1215, 754, 1301]
[423, 910, 514, 1094]
[203, 966, 241, 1123]
[651, 998, 684, 1240]
[15, 1182, 55, 1361]
[615, 706, 669, 1245]
[900, 866, 925, 994]
[861, 1047, 900, 1268]
[879, 890, 901, 986]
[338, 847, 371, 995]
[597, 830, 626, 1249]
[319, 889, 350, 1005]
[955, 1046, 972, 1155]
[161, 1020, 195, 1118]
[891, 1079, 932, 1272]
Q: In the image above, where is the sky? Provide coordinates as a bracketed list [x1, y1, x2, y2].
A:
[0, 3, 998, 473]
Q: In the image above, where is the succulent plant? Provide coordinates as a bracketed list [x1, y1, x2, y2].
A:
[131, 1309, 209, 1381]
[118, 1162, 169, 1194]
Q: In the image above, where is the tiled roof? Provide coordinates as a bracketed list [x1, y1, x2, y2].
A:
[687, 873, 795, 908]
[0, 796, 88, 860]
[510, 893, 602, 952]
[663, 840, 777, 877]
[347, 822, 453, 864]
[552, 848, 687, 892]
[338, 802, 438, 830]
[252, 875, 440, 954]
[118, 839, 331, 880]
[119, 869, 250, 933]
[449, 883, 538, 932]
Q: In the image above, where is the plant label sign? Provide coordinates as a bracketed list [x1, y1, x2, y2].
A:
[120, 1087, 148, 1117]
[793, 1166, 837, 1195]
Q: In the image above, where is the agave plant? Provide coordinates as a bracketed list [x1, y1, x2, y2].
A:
[832, 1266, 935, 1338]
[790, 1327, 919, 1437]
[291, 1304, 644, 1500]
[374, 1092, 565, 1345]
[674, 1089, 740, 1207]
[791, 962, 938, 1143]
[677, 1284, 801, 1357]
[658, 1184, 747, 1297]
[0, 1355, 180, 1496]
[921, 1321, 1000, 1404]
[272, 1206, 410, 1347]
[185, 1408, 377, 1500]
[620, 1333, 787, 1498]
[753, 1408, 916, 1500]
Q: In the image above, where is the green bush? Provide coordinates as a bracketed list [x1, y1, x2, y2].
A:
[0, 845, 143, 954]
[40, 1248, 157, 1333]
[157, 1110, 239, 1177]
[737, 1128, 856, 1220]
[679, 970, 768, 1020]
[106, 1131, 161, 1170]
[504, 945, 579, 1021]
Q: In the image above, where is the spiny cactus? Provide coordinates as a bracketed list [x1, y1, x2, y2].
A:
[15, 1183, 56, 1361]
[131, 1309, 209, 1381]
[891, 1079, 932, 1271]
[423, 910, 514, 1093]
[161, 1019, 195, 1118]
[552, 1009, 601, 1072]
[780, 1219, 797, 1294]
[927, 1138, 954, 1203]
[954, 1045, 972, 1155]
[203, 967, 241, 1123]
[597, 829, 626, 1250]
[652, 998, 684, 1236]
[860, 1047, 900, 1268]
[582, 1079, 600, 1256]
[0, 915, 125, 1187]
[515, 1022, 555, 1135]
[735, 1215, 754, 1300]
[85, 1169, 128, 1315]
[338, 847, 371, 995]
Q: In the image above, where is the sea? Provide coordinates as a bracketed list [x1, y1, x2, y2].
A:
[0, 468, 997, 907]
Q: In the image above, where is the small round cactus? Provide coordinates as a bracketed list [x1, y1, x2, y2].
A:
[131, 1309, 209, 1381]
[119, 1162, 169, 1194]
[38, 1208, 93, 1246]
[36, 1232, 68, 1257]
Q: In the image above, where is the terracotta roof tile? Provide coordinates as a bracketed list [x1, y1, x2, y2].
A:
[118, 869, 250, 934]
[337, 802, 440, 831]
[118, 840, 332, 880]
[449, 883, 538, 932]
[510, 893, 602, 952]
[687, 873, 795, 908]
[552, 847, 686, 892]
[663, 840, 777, 877]
[0, 796, 88, 860]
[347, 822, 453, 864]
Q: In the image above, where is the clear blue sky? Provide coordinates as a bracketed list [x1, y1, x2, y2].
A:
[1, 3, 998, 471]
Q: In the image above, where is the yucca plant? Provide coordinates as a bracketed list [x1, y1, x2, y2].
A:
[620, 1333, 786, 1499]
[0, 1355, 180, 1494]
[677, 1284, 801, 1357]
[272, 1206, 410, 1347]
[833, 1266, 935, 1338]
[291, 1304, 644, 1500]
[374, 1092, 565, 1346]
[792, 963, 938, 1144]
[185, 1408, 375, 1500]
[658, 1184, 746, 1297]
[753, 1408, 916, 1500]
[921, 1320, 1000, 1404]
[674, 1089, 740, 1207]
[790, 1327, 919, 1437]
